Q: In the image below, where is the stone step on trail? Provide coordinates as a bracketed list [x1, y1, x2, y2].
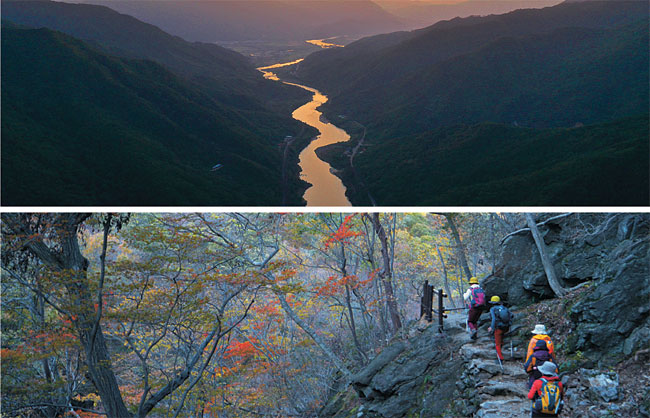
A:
[478, 380, 529, 398]
[468, 358, 528, 379]
[456, 325, 531, 418]
[476, 397, 530, 418]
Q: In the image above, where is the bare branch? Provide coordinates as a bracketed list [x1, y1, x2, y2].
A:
[500, 213, 574, 244]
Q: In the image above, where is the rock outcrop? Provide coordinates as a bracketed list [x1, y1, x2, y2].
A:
[320, 317, 467, 418]
[483, 213, 649, 361]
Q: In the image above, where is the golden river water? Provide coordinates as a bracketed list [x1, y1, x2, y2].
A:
[257, 49, 352, 206]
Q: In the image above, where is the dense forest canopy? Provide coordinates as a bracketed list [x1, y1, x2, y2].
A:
[2, 212, 526, 417]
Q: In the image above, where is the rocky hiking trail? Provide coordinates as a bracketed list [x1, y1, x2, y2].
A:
[323, 309, 538, 418]
[322, 305, 645, 418]
[422, 309, 530, 418]
[455, 317, 529, 418]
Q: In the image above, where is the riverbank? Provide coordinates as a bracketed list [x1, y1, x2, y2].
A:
[314, 118, 375, 206]
[257, 59, 353, 206]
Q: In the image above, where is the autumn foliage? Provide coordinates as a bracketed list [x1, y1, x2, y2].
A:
[324, 215, 363, 249]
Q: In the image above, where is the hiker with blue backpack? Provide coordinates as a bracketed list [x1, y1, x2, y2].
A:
[463, 277, 486, 340]
[527, 361, 564, 417]
[487, 295, 512, 362]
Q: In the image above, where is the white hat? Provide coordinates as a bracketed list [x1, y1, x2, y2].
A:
[532, 324, 548, 335]
[538, 361, 558, 377]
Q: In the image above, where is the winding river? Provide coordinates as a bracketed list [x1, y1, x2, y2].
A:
[257, 45, 352, 206]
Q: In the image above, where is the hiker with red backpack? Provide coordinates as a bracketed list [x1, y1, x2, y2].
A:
[527, 361, 563, 417]
[463, 277, 486, 340]
[524, 340, 557, 388]
[487, 295, 512, 361]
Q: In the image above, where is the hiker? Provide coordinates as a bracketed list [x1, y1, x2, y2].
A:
[524, 340, 557, 388]
[487, 295, 512, 361]
[463, 277, 486, 340]
[527, 324, 555, 360]
[527, 361, 563, 417]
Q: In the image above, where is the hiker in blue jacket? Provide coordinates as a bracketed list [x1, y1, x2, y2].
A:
[487, 295, 512, 361]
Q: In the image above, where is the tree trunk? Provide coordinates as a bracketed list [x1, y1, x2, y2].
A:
[59, 218, 134, 418]
[524, 213, 567, 297]
[5, 214, 133, 418]
[345, 284, 367, 363]
[340, 246, 367, 363]
[80, 323, 133, 417]
[362, 216, 389, 341]
[443, 214, 473, 282]
[369, 213, 402, 333]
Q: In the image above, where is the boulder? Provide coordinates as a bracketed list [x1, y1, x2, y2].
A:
[589, 376, 618, 403]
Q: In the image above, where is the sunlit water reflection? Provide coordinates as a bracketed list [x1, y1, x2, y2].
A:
[257, 58, 351, 206]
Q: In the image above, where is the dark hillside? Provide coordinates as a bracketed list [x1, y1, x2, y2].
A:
[345, 20, 649, 135]
[294, 1, 649, 206]
[1, 26, 285, 205]
[1, 0, 309, 113]
[322, 116, 649, 206]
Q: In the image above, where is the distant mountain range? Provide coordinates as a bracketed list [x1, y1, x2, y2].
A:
[295, 0, 649, 205]
[1, 1, 313, 205]
[376, 0, 561, 27]
[81, 0, 407, 42]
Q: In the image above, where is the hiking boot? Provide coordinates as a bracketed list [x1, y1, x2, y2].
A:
[470, 330, 478, 340]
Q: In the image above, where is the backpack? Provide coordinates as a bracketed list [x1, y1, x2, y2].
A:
[533, 378, 563, 415]
[494, 305, 512, 329]
[470, 287, 486, 308]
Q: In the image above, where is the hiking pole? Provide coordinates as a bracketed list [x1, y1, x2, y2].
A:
[496, 348, 504, 372]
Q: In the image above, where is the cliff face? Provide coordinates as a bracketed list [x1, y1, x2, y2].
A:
[483, 213, 649, 362]
[320, 213, 650, 418]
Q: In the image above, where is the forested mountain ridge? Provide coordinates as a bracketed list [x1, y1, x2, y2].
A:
[297, 1, 648, 132]
[1, 0, 309, 109]
[1, 0, 316, 205]
[292, 0, 649, 206]
[1, 26, 288, 205]
[81, 0, 406, 42]
[297, 0, 647, 101]
[333, 20, 648, 134]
